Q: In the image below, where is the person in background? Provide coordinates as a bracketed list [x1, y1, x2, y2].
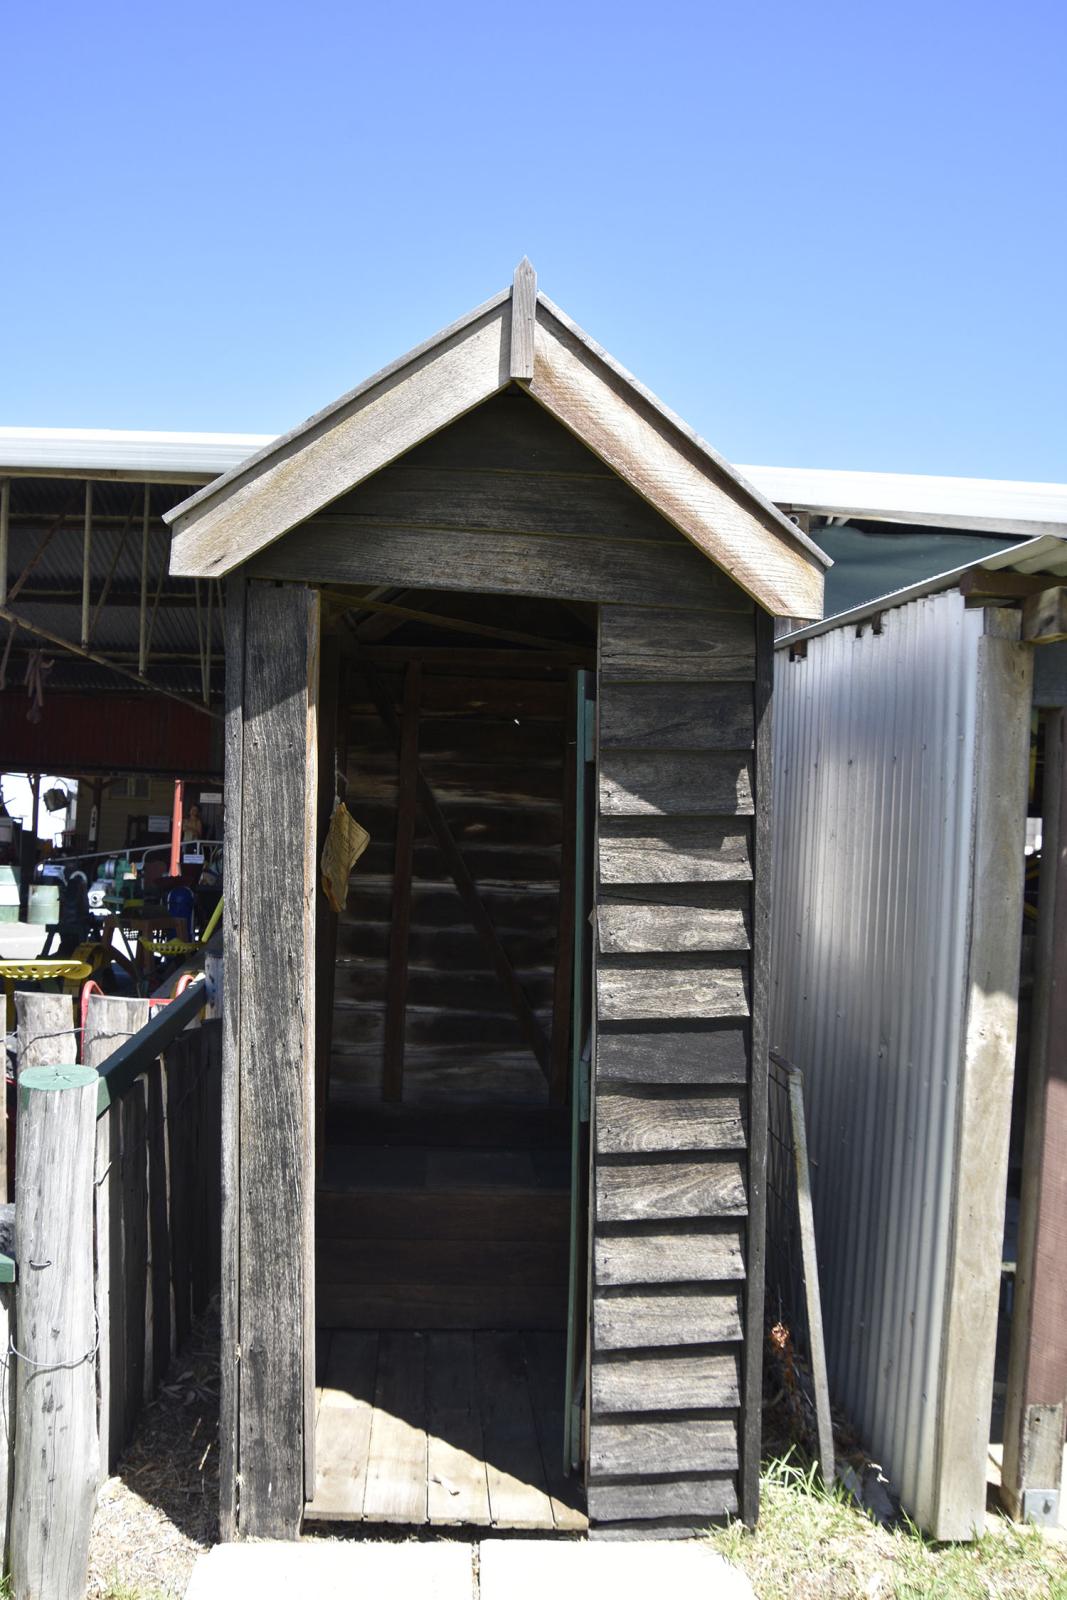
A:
[57, 869, 91, 956]
[182, 803, 204, 843]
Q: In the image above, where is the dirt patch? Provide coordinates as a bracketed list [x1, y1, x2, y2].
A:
[87, 1303, 220, 1600]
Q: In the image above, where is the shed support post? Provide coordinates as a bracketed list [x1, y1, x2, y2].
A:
[933, 609, 1032, 1536]
[0, 477, 9, 606]
[80, 481, 93, 649]
[223, 578, 320, 1538]
[1002, 706, 1067, 1524]
[139, 484, 150, 677]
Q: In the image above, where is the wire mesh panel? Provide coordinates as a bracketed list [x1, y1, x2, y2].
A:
[765, 1048, 834, 1483]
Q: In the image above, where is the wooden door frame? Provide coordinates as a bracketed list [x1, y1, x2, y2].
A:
[221, 575, 320, 1539]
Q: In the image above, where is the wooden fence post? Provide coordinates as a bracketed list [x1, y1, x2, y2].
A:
[0, 1280, 14, 1570]
[11, 1063, 100, 1600]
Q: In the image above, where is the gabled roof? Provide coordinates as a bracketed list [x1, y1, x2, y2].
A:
[165, 262, 829, 618]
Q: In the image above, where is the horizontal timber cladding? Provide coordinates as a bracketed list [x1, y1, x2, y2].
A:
[599, 682, 754, 750]
[590, 598, 759, 1537]
[247, 393, 750, 613]
[598, 818, 752, 885]
[599, 750, 754, 817]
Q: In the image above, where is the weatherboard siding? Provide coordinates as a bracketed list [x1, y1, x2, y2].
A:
[589, 600, 760, 1538]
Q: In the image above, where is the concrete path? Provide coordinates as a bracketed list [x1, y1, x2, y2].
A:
[185, 1537, 755, 1599]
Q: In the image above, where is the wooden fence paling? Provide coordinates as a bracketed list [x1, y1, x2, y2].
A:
[11, 1064, 100, 1600]
[84, 996, 150, 1478]
[3, 984, 223, 1591]
[0, 1282, 14, 1568]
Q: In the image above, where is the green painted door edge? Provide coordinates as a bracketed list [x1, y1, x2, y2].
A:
[0, 1256, 14, 1285]
[563, 668, 593, 1476]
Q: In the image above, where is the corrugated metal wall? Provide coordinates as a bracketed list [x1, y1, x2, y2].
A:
[770, 590, 985, 1525]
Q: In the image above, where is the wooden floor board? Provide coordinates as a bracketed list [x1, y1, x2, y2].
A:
[306, 1326, 586, 1531]
[476, 1330, 557, 1529]
[363, 1331, 429, 1524]
[426, 1331, 491, 1526]
[522, 1330, 588, 1531]
[306, 1330, 378, 1520]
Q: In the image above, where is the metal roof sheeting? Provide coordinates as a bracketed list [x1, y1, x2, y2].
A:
[0, 427, 271, 483]
[771, 589, 984, 1531]
[738, 464, 1067, 536]
[779, 533, 1067, 647]
[1, 432, 1064, 538]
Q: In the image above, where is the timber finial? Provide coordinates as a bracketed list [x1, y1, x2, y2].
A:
[510, 258, 537, 382]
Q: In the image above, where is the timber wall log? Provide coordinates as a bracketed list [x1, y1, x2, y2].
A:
[589, 596, 762, 1539]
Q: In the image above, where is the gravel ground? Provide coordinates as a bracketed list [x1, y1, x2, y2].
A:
[87, 1304, 220, 1600]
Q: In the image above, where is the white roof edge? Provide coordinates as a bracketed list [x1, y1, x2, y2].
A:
[2, 437, 1064, 542]
[776, 534, 1067, 648]
[740, 462, 1067, 532]
[0, 425, 274, 481]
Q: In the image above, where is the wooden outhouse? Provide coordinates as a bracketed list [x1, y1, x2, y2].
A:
[165, 263, 827, 1540]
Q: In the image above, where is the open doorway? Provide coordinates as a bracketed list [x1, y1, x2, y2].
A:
[308, 589, 594, 1530]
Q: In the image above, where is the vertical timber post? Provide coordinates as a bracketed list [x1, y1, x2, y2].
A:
[80, 481, 92, 650]
[231, 580, 319, 1538]
[1003, 706, 1067, 1524]
[219, 574, 246, 1540]
[934, 608, 1032, 1537]
[11, 1063, 100, 1600]
[742, 607, 774, 1526]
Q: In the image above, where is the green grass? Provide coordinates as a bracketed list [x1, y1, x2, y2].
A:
[99, 1578, 173, 1600]
[708, 1454, 1067, 1600]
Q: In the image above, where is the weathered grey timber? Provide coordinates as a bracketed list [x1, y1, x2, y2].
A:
[251, 513, 743, 609]
[594, 1225, 745, 1285]
[0, 1282, 13, 1565]
[587, 1474, 737, 1523]
[596, 886, 750, 954]
[741, 609, 774, 1525]
[598, 818, 752, 885]
[596, 1160, 748, 1222]
[163, 270, 809, 1542]
[11, 1065, 100, 1600]
[165, 278, 827, 621]
[596, 957, 749, 1021]
[600, 606, 755, 680]
[231, 580, 320, 1537]
[590, 1416, 739, 1476]
[591, 1350, 740, 1411]
[509, 257, 537, 381]
[219, 573, 245, 1540]
[598, 750, 754, 816]
[14, 992, 76, 1069]
[596, 1025, 748, 1084]
[595, 1088, 746, 1152]
[593, 1289, 743, 1348]
[84, 995, 150, 1476]
[599, 682, 754, 750]
[588, 590, 759, 1537]
[1003, 708, 1067, 1520]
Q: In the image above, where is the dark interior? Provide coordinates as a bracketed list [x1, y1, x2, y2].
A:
[309, 589, 594, 1526]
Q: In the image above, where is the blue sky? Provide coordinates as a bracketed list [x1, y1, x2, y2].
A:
[3, 1, 1064, 479]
